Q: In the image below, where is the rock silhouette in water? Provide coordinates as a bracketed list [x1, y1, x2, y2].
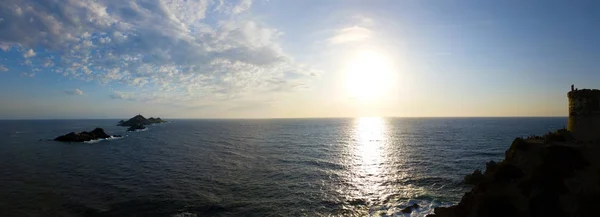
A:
[54, 128, 120, 142]
[117, 114, 165, 127]
[127, 124, 146, 132]
[401, 203, 420, 213]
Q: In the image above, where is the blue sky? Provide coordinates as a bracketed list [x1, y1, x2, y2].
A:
[0, 0, 599, 119]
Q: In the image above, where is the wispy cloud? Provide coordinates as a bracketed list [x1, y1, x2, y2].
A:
[327, 15, 375, 45]
[109, 91, 134, 101]
[0, 0, 318, 107]
[329, 26, 372, 44]
[65, 89, 84, 96]
[0, 65, 8, 72]
[21, 72, 35, 77]
[233, 0, 253, 14]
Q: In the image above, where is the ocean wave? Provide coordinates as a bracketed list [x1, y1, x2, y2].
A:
[367, 198, 456, 217]
[319, 197, 453, 217]
[124, 128, 149, 133]
[83, 136, 123, 144]
[170, 212, 197, 217]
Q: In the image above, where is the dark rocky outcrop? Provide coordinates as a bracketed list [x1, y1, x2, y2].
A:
[54, 128, 120, 142]
[127, 124, 146, 132]
[401, 203, 420, 213]
[427, 130, 600, 217]
[463, 169, 485, 185]
[117, 114, 165, 127]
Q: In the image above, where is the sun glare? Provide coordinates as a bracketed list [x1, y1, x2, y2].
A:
[348, 117, 388, 200]
[345, 50, 396, 100]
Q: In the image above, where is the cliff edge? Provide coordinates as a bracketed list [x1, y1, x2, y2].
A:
[428, 129, 600, 217]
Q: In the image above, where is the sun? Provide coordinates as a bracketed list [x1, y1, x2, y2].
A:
[344, 50, 396, 100]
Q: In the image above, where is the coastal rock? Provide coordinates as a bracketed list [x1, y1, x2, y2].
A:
[54, 128, 120, 142]
[127, 124, 146, 132]
[427, 129, 600, 217]
[401, 203, 420, 213]
[463, 169, 484, 185]
[117, 114, 165, 127]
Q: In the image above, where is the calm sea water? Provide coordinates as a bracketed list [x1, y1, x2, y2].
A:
[0, 117, 566, 217]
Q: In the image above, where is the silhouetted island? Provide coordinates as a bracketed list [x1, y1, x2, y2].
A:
[127, 124, 146, 132]
[54, 128, 121, 142]
[427, 86, 600, 217]
[117, 114, 165, 127]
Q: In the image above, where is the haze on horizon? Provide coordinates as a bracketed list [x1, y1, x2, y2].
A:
[0, 0, 598, 119]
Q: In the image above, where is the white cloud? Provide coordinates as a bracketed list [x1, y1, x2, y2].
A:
[0, 65, 8, 72]
[109, 91, 133, 100]
[98, 37, 111, 44]
[43, 59, 54, 67]
[0, 0, 318, 107]
[65, 89, 84, 95]
[233, 0, 252, 14]
[216, 0, 252, 14]
[21, 72, 35, 77]
[0, 42, 11, 51]
[329, 26, 372, 44]
[23, 49, 36, 58]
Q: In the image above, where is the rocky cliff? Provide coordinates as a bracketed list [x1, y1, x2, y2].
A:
[428, 129, 600, 217]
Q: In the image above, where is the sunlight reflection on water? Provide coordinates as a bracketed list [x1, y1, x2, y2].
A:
[355, 117, 386, 176]
[345, 117, 432, 216]
[349, 117, 388, 203]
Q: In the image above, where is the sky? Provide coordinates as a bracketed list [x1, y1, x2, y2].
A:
[0, 0, 599, 119]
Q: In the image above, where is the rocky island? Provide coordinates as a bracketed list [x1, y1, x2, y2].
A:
[54, 128, 121, 142]
[53, 114, 165, 142]
[118, 114, 165, 127]
[127, 124, 146, 132]
[427, 86, 600, 217]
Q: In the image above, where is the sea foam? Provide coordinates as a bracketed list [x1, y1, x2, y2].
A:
[83, 135, 123, 144]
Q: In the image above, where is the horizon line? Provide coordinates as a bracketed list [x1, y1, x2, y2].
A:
[0, 116, 569, 121]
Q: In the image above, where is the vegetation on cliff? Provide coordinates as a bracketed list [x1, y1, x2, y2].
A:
[525, 129, 574, 143]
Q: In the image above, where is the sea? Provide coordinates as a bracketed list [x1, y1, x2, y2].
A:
[0, 117, 567, 217]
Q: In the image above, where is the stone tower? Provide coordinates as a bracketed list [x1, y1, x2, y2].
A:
[567, 85, 600, 141]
